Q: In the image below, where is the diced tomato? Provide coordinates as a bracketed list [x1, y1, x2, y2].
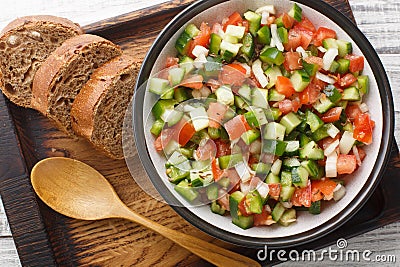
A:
[313, 27, 336, 47]
[311, 76, 327, 90]
[319, 135, 341, 150]
[214, 139, 231, 158]
[291, 99, 301, 112]
[224, 115, 251, 141]
[276, 76, 295, 97]
[207, 102, 228, 128]
[298, 29, 314, 49]
[353, 113, 374, 144]
[238, 198, 253, 216]
[282, 13, 295, 29]
[291, 181, 312, 208]
[284, 28, 302, 51]
[268, 183, 281, 200]
[278, 99, 294, 115]
[154, 128, 175, 152]
[289, 26, 313, 50]
[299, 83, 320, 105]
[177, 120, 196, 146]
[196, 139, 216, 161]
[188, 22, 211, 58]
[345, 104, 362, 122]
[295, 16, 316, 33]
[253, 207, 273, 226]
[356, 146, 366, 161]
[284, 52, 302, 71]
[180, 74, 204, 89]
[266, 16, 276, 26]
[165, 57, 179, 68]
[321, 107, 343, 123]
[211, 23, 223, 34]
[223, 11, 243, 31]
[311, 178, 337, 202]
[212, 158, 224, 181]
[304, 56, 324, 69]
[337, 154, 357, 174]
[217, 189, 230, 210]
[339, 73, 357, 88]
[219, 63, 247, 86]
[344, 54, 365, 73]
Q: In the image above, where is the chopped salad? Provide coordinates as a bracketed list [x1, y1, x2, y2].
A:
[148, 3, 374, 229]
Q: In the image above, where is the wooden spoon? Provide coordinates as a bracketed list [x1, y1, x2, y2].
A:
[30, 157, 261, 267]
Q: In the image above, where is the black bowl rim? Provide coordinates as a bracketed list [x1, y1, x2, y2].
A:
[133, 0, 394, 248]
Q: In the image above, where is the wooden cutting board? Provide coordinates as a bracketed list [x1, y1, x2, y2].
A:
[0, 0, 399, 266]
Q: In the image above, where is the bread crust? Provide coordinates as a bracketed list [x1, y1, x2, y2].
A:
[31, 34, 121, 115]
[71, 54, 140, 159]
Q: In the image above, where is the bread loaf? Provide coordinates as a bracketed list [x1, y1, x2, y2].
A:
[71, 54, 140, 159]
[31, 34, 122, 134]
[0, 15, 83, 107]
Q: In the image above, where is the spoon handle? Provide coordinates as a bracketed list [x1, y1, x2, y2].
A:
[116, 205, 261, 267]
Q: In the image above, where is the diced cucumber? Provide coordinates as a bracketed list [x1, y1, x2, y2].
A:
[252, 88, 269, 109]
[313, 96, 335, 114]
[244, 10, 261, 36]
[168, 68, 185, 86]
[342, 86, 360, 101]
[299, 133, 311, 147]
[232, 215, 254, 229]
[152, 99, 176, 120]
[211, 201, 226, 215]
[271, 202, 286, 222]
[220, 40, 242, 57]
[252, 107, 269, 126]
[150, 119, 164, 136]
[167, 166, 189, 184]
[283, 157, 301, 170]
[179, 56, 195, 74]
[309, 201, 321, 215]
[263, 139, 287, 156]
[234, 95, 247, 109]
[251, 162, 271, 175]
[299, 141, 324, 160]
[163, 139, 180, 155]
[291, 166, 309, 188]
[174, 180, 199, 202]
[337, 58, 350, 74]
[280, 171, 292, 186]
[168, 151, 188, 166]
[241, 129, 261, 145]
[290, 69, 310, 92]
[302, 60, 319, 77]
[208, 127, 221, 139]
[240, 33, 255, 59]
[323, 84, 342, 103]
[306, 109, 324, 133]
[215, 85, 234, 105]
[209, 33, 222, 55]
[218, 177, 230, 188]
[269, 107, 282, 121]
[322, 38, 338, 50]
[229, 191, 245, 220]
[257, 25, 271, 45]
[191, 177, 204, 187]
[206, 183, 219, 201]
[264, 122, 286, 141]
[218, 153, 243, 169]
[336, 39, 352, 57]
[245, 190, 263, 214]
[175, 24, 200, 55]
[357, 75, 369, 94]
[238, 84, 252, 103]
[284, 140, 300, 157]
[329, 60, 340, 73]
[174, 87, 189, 102]
[278, 208, 296, 226]
[280, 112, 302, 134]
[259, 47, 285, 65]
[311, 123, 331, 142]
[244, 111, 259, 128]
[271, 159, 282, 175]
[148, 77, 171, 95]
[161, 109, 183, 127]
[185, 24, 201, 37]
[288, 3, 302, 22]
[225, 25, 246, 39]
[265, 66, 283, 89]
[277, 27, 288, 44]
[268, 89, 285, 102]
[221, 50, 235, 63]
[224, 34, 239, 44]
[266, 172, 280, 184]
[189, 106, 209, 131]
[301, 160, 324, 179]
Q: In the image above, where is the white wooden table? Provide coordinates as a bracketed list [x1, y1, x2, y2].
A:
[0, 0, 399, 266]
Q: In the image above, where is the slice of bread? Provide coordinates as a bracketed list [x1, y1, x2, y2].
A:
[71, 54, 140, 159]
[31, 34, 122, 134]
[0, 15, 83, 107]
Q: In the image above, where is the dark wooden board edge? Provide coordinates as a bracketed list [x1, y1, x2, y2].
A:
[0, 0, 398, 266]
[0, 93, 57, 266]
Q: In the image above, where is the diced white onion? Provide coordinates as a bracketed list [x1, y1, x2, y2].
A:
[270, 159, 282, 176]
[270, 24, 284, 52]
[240, 181, 251, 195]
[256, 182, 270, 199]
[296, 46, 309, 58]
[193, 53, 207, 69]
[183, 104, 196, 112]
[353, 146, 362, 166]
[191, 45, 209, 58]
[359, 103, 369, 113]
[235, 162, 252, 183]
[261, 12, 269, 25]
[339, 131, 356, 154]
[324, 139, 340, 156]
[325, 151, 338, 177]
[323, 48, 339, 71]
[327, 124, 340, 138]
[252, 59, 269, 88]
[333, 184, 346, 201]
[318, 46, 327, 53]
[316, 71, 336, 84]
[256, 5, 276, 14]
[282, 201, 293, 209]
